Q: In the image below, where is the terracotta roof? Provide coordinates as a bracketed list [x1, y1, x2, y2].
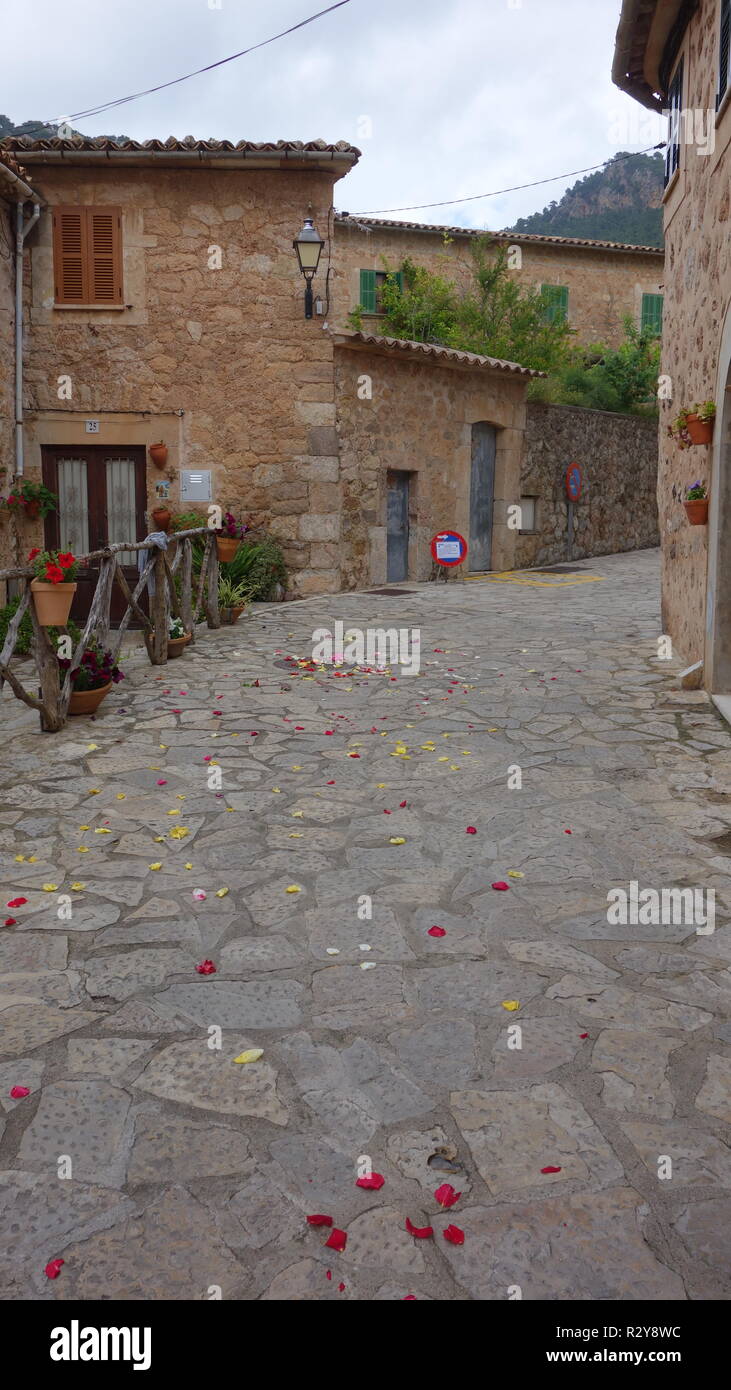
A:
[332, 329, 545, 378]
[336, 213, 663, 256]
[612, 0, 687, 109]
[0, 136, 360, 171]
[0, 148, 38, 202]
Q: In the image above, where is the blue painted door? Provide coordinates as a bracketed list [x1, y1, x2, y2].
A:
[469, 422, 496, 572]
[387, 471, 410, 582]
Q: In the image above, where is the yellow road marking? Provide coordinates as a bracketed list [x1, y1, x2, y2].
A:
[465, 569, 604, 588]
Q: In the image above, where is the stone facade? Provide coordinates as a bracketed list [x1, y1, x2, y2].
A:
[334, 217, 665, 348]
[0, 196, 14, 545]
[614, 0, 731, 689]
[517, 403, 660, 569]
[333, 336, 529, 588]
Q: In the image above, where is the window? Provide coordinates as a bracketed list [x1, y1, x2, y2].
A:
[52, 206, 123, 305]
[665, 60, 684, 187]
[519, 497, 537, 533]
[541, 284, 569, 325]
[359, 267, 403, 314]
[719, 0, 731, 110]
[641, 293, 664, 336]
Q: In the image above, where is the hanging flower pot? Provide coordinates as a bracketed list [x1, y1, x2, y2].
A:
[24, 498, 41, 519]
[69, 682, 113, 716]
[216, 536, 239, 562]
[684, 498, 709, 525]
[149, 441, 168, 468]
[28, 548, 79, 626]
[685, 413, 714, 446]
[151, 505, 172, 532]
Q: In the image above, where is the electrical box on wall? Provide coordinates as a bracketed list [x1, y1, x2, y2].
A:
[181, 470, 212, 502]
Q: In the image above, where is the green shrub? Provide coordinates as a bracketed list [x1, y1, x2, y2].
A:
[0, 593, 81, 656]
[219, 535, 287, 601]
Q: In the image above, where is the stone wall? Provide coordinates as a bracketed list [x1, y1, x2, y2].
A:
[516, 402, 660, 569]
[334, 339, 528, 588]
[334, 220, 665, 348]
[15, 162, 344, 597]
[654, 0, 731, 676]
[0, 198, 16, 574]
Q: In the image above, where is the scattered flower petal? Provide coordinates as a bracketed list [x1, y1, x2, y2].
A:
[443, 1224, 465, 1246]
[45, 1259, 64, 1279]
[405, 1218, 433, 1239]
[465, 827, 477, 835]
[195, 960, 217, 975]
[492, 882, 510, 892]
[501, 1000, 520, 1011]
[306, 1214, 333, 1227]
[10, 1085, 30, 1099]
[325, 1228, 347, 1252]
[541, 1166, 562, 1174]
[428, 926, 447, 938]
[356, 1173, 385, 1190]
[233, 1048, 264, 1064]
[434, 1184, 461, 1208]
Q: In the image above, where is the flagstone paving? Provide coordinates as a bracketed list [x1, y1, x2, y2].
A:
[1, 546, 731, 1300]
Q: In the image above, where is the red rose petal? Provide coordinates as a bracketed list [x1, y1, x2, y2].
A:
[45, 1259, 64, 1279]
[434, 1183, 461, 1208]
[443, 1224, 465, 1246]
[541, 1166, 562, 1174]
[10, 1085, 30, 1099]
[355, 1173, 385, 1190]
[5, 918, 17, 926]
[465, 827, 477, 835]
[327, 780, 335, 785]
[7, 898, 27, 908]
[306, 1214, 333, 1227]
[565, 829, 572, 834]
[403, 1294, 417, 1300]
[338, 1282, 345, 1292]
[579, 1033, 589, 1040]
[325, 1228, 347, 1252]
[428, 926, 446, 938]
[492, 881, 510, 891]
[195, 959, 217, 975]
[383, 809, 392, 814]
[405, 1218, 434, 1239]
[399, 800, 407, 808]
[326, 1270, 332, 1280]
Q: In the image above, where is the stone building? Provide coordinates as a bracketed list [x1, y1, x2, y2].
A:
[613, 0, 731, 706]
[334, 215, 665, 348]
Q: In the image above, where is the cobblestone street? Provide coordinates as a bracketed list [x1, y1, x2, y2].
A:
[1, 546, 730, 1301]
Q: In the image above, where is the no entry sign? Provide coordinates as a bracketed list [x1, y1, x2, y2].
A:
[565, 463, 583, 502]
[431, 531, 468, 567]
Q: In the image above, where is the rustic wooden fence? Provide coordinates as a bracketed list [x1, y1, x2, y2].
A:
[0, 527, 220, 732]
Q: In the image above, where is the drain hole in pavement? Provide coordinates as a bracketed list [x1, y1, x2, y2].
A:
[427, 1146, 462, 1174]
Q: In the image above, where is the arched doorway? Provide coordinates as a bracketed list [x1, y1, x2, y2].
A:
[705, 305, 731, 697]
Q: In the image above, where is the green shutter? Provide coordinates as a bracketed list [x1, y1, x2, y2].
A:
[392, 270, 403, 292]
[359, 269, 377, 313]
[541, 284, 569, 324]
[641, 293, 664, 336]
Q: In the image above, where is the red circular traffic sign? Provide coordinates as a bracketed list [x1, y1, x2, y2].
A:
[431, 531, 468, 567]
[565, 463, 583, 501]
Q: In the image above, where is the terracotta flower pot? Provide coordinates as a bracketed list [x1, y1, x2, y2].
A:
[30, 579, 77, 626]
[167, 632, 192, 659]
[684, 498, 709, 525]
[686, 414, 714, 445]
[220, 605, 245, 626]
[68, 681, 112, 716]
[151, 506, 172, 532]
[216, 536, 240, 563]
[149, 442, 168, 468]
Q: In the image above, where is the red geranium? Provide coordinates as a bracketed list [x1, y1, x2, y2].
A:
[57, 552, 75, 569]
[46, 564, 65, 585]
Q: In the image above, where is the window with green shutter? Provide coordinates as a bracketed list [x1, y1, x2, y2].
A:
[718, 0, 731, 110]
[641, 293, 664, 336]
[359, 268, 403, 314]
[541, 284, 569, 325]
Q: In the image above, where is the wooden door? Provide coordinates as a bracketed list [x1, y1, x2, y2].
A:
[469, 422, 496, 572]
[386, 471, 410, 582]
[41, 446, 147, 625]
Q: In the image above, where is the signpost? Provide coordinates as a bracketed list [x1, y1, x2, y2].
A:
[564, 464, 583, 562]
[431, 530, 468, 572]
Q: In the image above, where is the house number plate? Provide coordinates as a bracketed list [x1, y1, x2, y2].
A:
[85, 420, 100, 434]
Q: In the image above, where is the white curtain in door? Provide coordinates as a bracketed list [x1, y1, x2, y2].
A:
[57, 458, 89, 556]
[105, 457, 137, 564]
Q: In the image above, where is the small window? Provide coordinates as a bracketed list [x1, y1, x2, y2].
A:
[665, 60, 684, 187]
[359, 267, 403, 314]
[52, 206, 123, 305]
[719, 0, 731, 109]
[519, 497, 537, 532]
[641, 293, 664, 336]
[541, 284, 569, 325]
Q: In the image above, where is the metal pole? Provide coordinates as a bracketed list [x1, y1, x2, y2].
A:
[567, 499, 574, 562]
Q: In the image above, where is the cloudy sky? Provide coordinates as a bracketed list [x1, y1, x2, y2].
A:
[4, 0, 663, 229]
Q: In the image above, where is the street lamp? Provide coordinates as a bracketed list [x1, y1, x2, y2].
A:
[293, 216, 324, 319]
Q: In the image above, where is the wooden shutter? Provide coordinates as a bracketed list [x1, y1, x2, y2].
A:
[665, 61, 683, 186]
[719, 0, 731, 109]
[359, 269, 377, 313]
[53, 206, 123, 305]
[541, 284, 569, 324]
[641, 293, 663, 336]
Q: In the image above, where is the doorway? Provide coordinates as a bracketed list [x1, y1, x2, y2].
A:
[469, 421, 496, 572]
[387, 470, 410, 582]
[41, 445, 147, 624]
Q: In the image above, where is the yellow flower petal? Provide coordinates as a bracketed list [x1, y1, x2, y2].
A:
[94, 828, 111, 834]
[184, 862, 193, 869]
[169, 827, 190, 840]
[87, 743, 99, 750]
[389, 836, 406, 845]
[508, 870, 524, 879]
[42, 883, 58, 892]
[502, 1000, 520, 1011]
[77, 846, 89, 853]
[291, 765, 302, 770]
[116, 793, 126, 800]
[87, 789, 101, 795]
[149, 862, 162, 871]
[291, 811, 304, 819]
[289, 832, 303, 838]
[70, 882, 85, 891]
[286, 884, 302, 893]
[215, 887, 229, 898]
[27, 856, 38, 863]
[167, 809, 180, 816]
[233, 1048, 263, 1065]
[437, 756, 449, 762]
[272, 787, 282, 793]
[79, 825, 90, 831]
[14, 855, 25, 862]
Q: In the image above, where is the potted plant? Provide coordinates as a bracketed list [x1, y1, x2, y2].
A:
[218, 577, 250, 624]
[166, 614, 191, 658]
[149, 441, 168, 469]
[669, 401, 716, 448]
[28, 547, 79, 626]
[59, 641, 124, 716]
[3, 481, 58, 519]
[216, 511, 249, 563]
[151, 504, 173, 532]
[683, 480, 709, 525]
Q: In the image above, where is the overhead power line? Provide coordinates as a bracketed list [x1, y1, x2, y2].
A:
[352, 144, 666, 217]
[47, 0, 353, 124]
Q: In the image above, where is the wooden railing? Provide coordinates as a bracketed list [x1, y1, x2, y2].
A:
[0, 527, 220, 732]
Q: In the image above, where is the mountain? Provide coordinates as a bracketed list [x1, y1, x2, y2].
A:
[509, 152, 664, 247]
[0, 115, 130, 142]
